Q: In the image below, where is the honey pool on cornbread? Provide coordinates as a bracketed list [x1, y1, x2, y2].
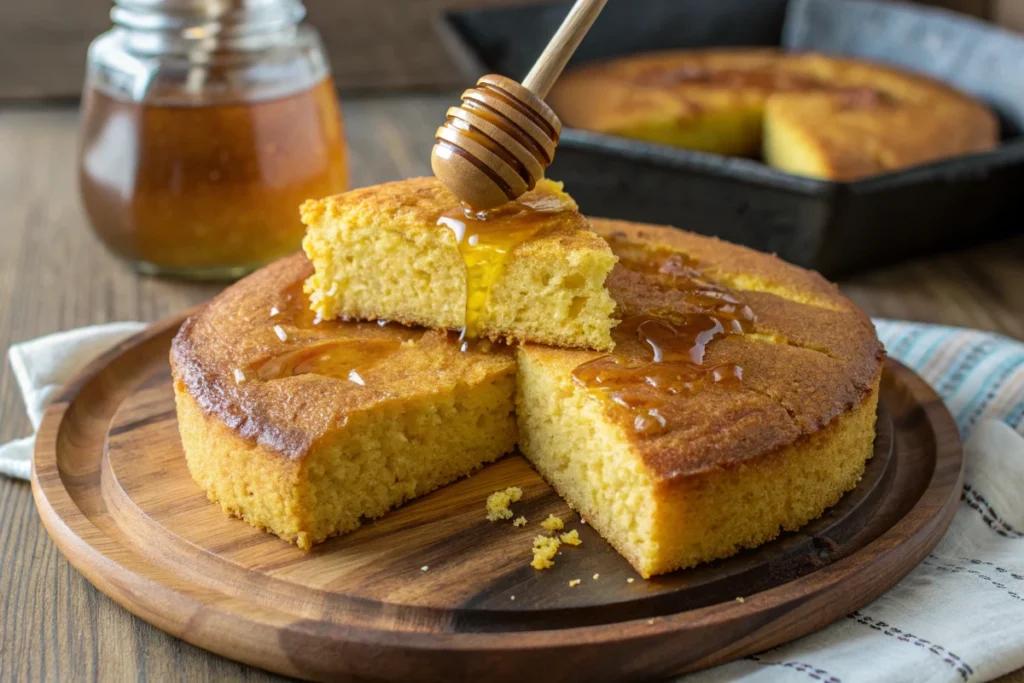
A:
[173, 197, 883, 577]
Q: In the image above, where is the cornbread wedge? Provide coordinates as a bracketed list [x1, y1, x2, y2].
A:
[301, 177, 618, 351]
[515, 219, 884, 577]
[549, 49, 997, 180]
[171, 254, 517, 549]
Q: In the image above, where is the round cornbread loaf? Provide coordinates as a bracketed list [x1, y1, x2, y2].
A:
[548, 48, 997, 180]
[172, 220, 884, 578]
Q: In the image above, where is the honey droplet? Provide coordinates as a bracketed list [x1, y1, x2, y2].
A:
[438, 193, 569, 344]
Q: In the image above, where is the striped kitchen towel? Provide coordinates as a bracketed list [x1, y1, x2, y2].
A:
[688, 320, 1024, 683]
[877, 321, 1024, 442]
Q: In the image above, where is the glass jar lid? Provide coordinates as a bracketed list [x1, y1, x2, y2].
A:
[110, 0, 306, 52]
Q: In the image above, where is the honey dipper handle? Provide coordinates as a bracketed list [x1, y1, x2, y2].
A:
[521, 0, 608, 98]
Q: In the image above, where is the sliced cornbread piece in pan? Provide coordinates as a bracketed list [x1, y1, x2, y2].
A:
[301, 177, 618, 351]
[549, 49, 997, 180]
[515, 219, 884, 577]
[171, 254, 517, 549]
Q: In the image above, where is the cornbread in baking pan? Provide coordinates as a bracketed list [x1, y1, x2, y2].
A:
[301, 177, 618, 351]
[548, 49, 997, 180]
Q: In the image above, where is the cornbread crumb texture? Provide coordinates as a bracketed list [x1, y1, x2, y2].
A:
[515, 219, 883, 577]
[541, 514, 564, 532]
[549, 49, 997, 180]
[485, 486, 523, 521]
[531, 535, 561, 570]
[513, 516, 527, 527]
[559, 529, 582, 546]
[569, 579, 581, 587]
[301, 176, 618, 350]
[171, 253, 518, 548]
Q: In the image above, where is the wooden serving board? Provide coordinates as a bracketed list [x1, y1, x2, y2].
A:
[32, 314, 963, 683]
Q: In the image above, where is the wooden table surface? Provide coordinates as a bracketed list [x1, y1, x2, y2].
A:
[1, 97, 1022, 682]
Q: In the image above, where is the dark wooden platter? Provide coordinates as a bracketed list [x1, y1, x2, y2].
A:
[31, 314, 963, 683]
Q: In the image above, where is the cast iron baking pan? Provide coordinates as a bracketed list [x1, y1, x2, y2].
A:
[441, 0, 1024, 277]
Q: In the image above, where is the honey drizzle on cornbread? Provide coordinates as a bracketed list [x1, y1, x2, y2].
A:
[437, 193, 569, 344]
[250, 282, 418, 383]
[573, 240, 754, 435]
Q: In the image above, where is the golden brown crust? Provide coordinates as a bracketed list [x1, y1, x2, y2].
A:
[170, 253, 515, 458]
[300, 176, 606, 259]
[553, 218, 885, 481]
[549, 48, 997, 179]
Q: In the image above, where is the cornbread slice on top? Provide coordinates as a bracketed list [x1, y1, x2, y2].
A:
[515, 219, 884, 578]
[171, 254, 517, 549]
[548, 49, 996, 180]
[301, 177, 618, 351]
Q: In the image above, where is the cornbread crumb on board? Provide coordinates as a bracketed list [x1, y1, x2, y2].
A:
[593, 574, 600, 580]
[736, 597, 745, 603]
[513, 516, 527, 527]
[541, 514, 564, 532]
[531, 535, 561, 570]
[559, 529, 582, 546]
[569, 579, 581, 587]
[485, 487, 523, 521]
[627, 578, 635, 584]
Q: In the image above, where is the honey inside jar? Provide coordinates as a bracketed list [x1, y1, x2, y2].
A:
[572, 240, 755, 436]
[78, 78, 348, 279]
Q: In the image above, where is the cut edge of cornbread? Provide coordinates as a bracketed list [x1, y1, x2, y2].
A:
[515, 344, 880, 578]
[174, 370, 517, 549]
[514, 346, 661, 575]
[300, 177, 619, 351]
[609, 106, 764, 158]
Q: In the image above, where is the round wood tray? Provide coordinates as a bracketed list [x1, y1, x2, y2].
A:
[32, 314, 963, 682]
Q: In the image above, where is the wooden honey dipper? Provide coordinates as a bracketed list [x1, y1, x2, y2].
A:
[431, 0, 608, 211]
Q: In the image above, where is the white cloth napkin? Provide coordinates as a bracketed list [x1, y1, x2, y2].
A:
[0, 323, 145, 479]
[3, 320, 1023, 682]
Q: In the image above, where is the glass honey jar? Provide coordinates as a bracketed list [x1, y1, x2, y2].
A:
[78, 0, 348, 280]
